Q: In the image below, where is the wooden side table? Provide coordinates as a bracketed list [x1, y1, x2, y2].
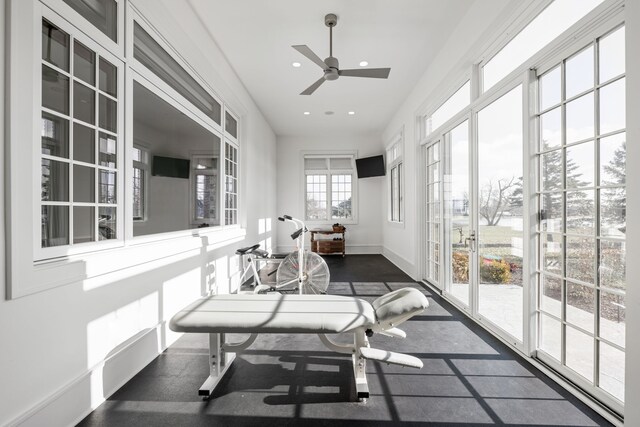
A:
[310, 229, 345, 257]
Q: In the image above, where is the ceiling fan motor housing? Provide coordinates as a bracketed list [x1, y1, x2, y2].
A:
[324, 56, 339, 80]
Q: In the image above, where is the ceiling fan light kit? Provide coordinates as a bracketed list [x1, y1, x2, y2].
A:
[292, 13, 391, 95]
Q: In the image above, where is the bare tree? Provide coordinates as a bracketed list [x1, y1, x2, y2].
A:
[479, 177, 519, 226]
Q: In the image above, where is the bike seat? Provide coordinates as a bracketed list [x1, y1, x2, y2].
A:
[236, 243, 260, 255]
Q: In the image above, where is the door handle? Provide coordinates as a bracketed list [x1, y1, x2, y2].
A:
[465, 231, 476, 252]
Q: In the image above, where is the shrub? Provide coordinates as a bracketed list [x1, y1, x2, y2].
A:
[480, 259, 512, 284]
[452, 251, 469, 283]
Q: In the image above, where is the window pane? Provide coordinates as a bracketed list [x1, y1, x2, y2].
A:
[427, 80, 470, 134]
[600, 240, 625, 291]
[99, 58, 117, 97]
[195, 174, 217, 220]
[42, 65, 69, 115]
[99, 94, 117, 132]
[600, 133, 625, 186]
[600, 291, 625, 347]
[540, 274, 561, 317]
[41, 205, 69, 247]
[74, 164, 95, 202]
[483, 0, 603, 91]
[566, 92, 594, 143]
[62, 0, 117, 42]
[600, 188, 625, 238]
[540, 66, 561, 110]
[73, 40, 95, 85]
[540, 107, 561, 150]
[134, 22, 221, 124]
[41, 159, 69, 201]
[99, 170, 116, 204]
[73, 206, 95, 243]
[566, 281, 595, 332]
[541, 192, 562, 233]
[73, 123, 95, 164]
[542, 233, 562, 276]
[99, 132, 117, 168]
[539, 313, 561, 361]
[566, 190, 594, 235]
[42, 112, 69, 158]
[599, 26, 625, 83]
[566, 326, 594, 381]
[565, 46, 594, 99]
[566, 236, 595, 284]
[73, 82, 95, 124]
[599, 342, 625, 402]
[133, 166, 144, 220]
[42, 20, 69, 71]
[541, 150, 563, 192]
[599, 78, 625, 135]
[99, 206, 117, 240]
[225, 112, 237, 138]
[306, 174, 327, 220]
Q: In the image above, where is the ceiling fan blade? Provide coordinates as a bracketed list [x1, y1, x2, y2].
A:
[292, 45, 328, 70]
[339, 68, 391, 79]
[300, 77, 326, 95]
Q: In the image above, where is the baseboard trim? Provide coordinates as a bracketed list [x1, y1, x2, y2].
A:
[276, 244, 383, 255]
[7, 325, 166, 427]
[382, 247, 417, 279]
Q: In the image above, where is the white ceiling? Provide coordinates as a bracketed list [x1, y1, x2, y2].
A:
[187, 0, 483, 137]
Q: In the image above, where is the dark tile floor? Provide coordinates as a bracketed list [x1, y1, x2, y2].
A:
[79, 255, 612, 426]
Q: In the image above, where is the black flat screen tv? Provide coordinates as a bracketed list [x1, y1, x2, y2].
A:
[152, 155, 190, 179]
[355, 155, 385, 178]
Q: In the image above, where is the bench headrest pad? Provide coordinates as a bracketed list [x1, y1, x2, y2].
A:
[372, 287, 429, 326]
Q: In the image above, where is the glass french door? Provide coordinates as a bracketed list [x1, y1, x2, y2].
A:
[425, 141, 442, 288]
[444, 121, 471, 307]
[476, 85, 524, 342]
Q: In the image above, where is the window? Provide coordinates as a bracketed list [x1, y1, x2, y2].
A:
[426, 80, 470, 136]
[425, 142, 440, 285]
[387, 134, 403, 223]
[224, 142, 239, 225]
[304, 155, 356, 222]
[482, 0, 604, 92]
[62, 0, 117, 42]
[536, 25, 626, 403]
[133, 22, 222, 125]
[132, 146, 148, 221]
[132, 81, 223, 236]
[192, 155, 219, 224]
[41, 18, 119, 251]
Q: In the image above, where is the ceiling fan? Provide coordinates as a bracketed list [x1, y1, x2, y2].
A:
[292, 13, 391, 95]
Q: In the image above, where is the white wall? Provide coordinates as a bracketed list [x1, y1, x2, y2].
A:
[380, 0, 513, 278]
[623, 0, 639, 423]
[0, 0, 277, 425]
[276, 134, 384, 254]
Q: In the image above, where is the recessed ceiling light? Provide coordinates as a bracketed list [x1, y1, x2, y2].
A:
[292, 62, 302, 68]
[325, 111, 334, 115]
[359, 61, 368, 67]
[348, 111, 356, 115]
[303, 111, 310, 115]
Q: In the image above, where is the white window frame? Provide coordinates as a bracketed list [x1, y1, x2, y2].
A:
[386, 128, 404, 225]
[189, 153, 219, 226]
[302, 151, 358, 225]
[6, 0, 246, 299]
[132, 143, 149, 222]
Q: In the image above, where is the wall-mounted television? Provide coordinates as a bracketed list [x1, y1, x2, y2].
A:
[152, 155, 190, 179]
[355, 155, 385, 178]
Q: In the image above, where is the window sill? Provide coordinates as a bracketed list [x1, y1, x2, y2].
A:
[387, 220, 405, 229]
[12, 226, 246, 299]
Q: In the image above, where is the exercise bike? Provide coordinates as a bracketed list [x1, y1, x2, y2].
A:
[274, 215, 330, 295]
[236, 215, 330, 295]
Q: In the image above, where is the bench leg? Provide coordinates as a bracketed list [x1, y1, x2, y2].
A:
[353, 331, 369, 400]
[199, 333, 235, 398]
